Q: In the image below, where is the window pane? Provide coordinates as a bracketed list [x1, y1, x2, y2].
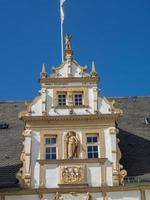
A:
[46, 147, 50, 153]
[52, 154, 56, 159]
[94, 152, 98, 158]
[87, 137, 92, 143]
[87, 135, 99, 159]
[45, 137, 56, 144]
[88, 153, 93, 158]
[93, 146, 98, 152]
[58, 94, 66, 106]
[93, 137, 97, 143]
[51, 147, 56, 153]
[46, 154, 50, 160]
[87, 146, 92, 152]
[74, 94, 82, 106]
[45, 138, 50, 144]
[50, 138, 56, 144]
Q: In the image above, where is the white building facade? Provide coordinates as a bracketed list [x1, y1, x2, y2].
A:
[1, 35, 150, 200]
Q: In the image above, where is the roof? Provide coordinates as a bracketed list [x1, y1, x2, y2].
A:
[0, 96, 150, 188]
[0, 101, 25, 188]
[114, 96, 150, 180]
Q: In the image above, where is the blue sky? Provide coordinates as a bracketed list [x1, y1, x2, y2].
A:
[0, 0, 150, 99]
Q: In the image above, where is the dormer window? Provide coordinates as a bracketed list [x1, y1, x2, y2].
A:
[74, 94, 83, 106]
[58, 93, 66, 106]
[144, 117, 150, 125]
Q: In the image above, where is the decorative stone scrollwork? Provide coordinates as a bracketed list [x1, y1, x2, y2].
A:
[109, 128, 119, 135]
[86, 192, 92, 200]
[39, 194, 44, 200]
[119, 164, 127, 185]
[22, 129, 32, 137]
[117, 139, 127, 185]
[108, 100, 123, 115]
[53, 192, 61, 200]
[60, 165, 85, 184]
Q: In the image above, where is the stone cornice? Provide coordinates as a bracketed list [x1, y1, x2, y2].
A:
[20, 114, 120, 123]
[38, 158, 107, 165]
[40, 77, 99, 84]
[1, 184, 150, 195]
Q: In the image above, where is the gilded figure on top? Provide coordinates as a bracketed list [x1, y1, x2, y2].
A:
[65, 34, 72, 50]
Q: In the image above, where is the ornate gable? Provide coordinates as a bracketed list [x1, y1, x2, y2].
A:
[18, 34, 126, 191]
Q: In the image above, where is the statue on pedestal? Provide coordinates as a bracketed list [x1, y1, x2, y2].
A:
[66, 131, 80, 159]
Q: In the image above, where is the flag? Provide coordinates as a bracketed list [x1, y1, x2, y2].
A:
[60, 0, 66, 24]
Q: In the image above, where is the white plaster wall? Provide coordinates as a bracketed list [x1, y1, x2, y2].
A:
[25, 136, 31, 175]
[145, 190, 150, 200]
[6, 195, 38, 200]
[59, 63, 68, 77]
[32, 98, 42, 116]
[45, 164, 59, 188]
[31, 131, 40, 188]
[49, 108, 90, 116]
[43, 193, 54, 200]
[44, 163, 101, 188]
[25, 136, 32, 154]
[71, 62, 82, 77]
[108, 191, 141, 200]
[98, 97, 111, 114]
[92, 193, 103, 200]
[106, 164, 113, 186]
[60, 193, 103, 200]
[87, 163, 101, 186]
[104, 128, 112, 161]
[110, 130, 117, 170]
[46, 89, 53, 114]
[88, 88, 94, 113]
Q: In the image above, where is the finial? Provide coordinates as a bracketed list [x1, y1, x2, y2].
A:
[40, 63, 47, 79]
[65, 33, 73, 61]
[90, 61, 97, 77]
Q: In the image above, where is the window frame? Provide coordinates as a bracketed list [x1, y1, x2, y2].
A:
[44, 135, 57, 160]
[86, 134, 99, 159]
[57, 93, 67, 107]
[73, 93, 83, 106]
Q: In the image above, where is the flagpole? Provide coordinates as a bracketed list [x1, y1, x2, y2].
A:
[61, 20, 64, 63]
[60, 0, 65, 63]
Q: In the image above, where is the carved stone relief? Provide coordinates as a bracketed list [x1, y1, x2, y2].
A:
[59, 165, 86, 184]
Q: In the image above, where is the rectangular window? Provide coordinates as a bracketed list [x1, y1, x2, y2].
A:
[58, 94, 66, 106]
[45, 136, 57, 160]
[87, 135, 99, 159]
[74, 94, 83, 106]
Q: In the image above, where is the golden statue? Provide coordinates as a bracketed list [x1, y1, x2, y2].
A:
[65, 34, 72, 50]
[66, 132, 80, 159]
